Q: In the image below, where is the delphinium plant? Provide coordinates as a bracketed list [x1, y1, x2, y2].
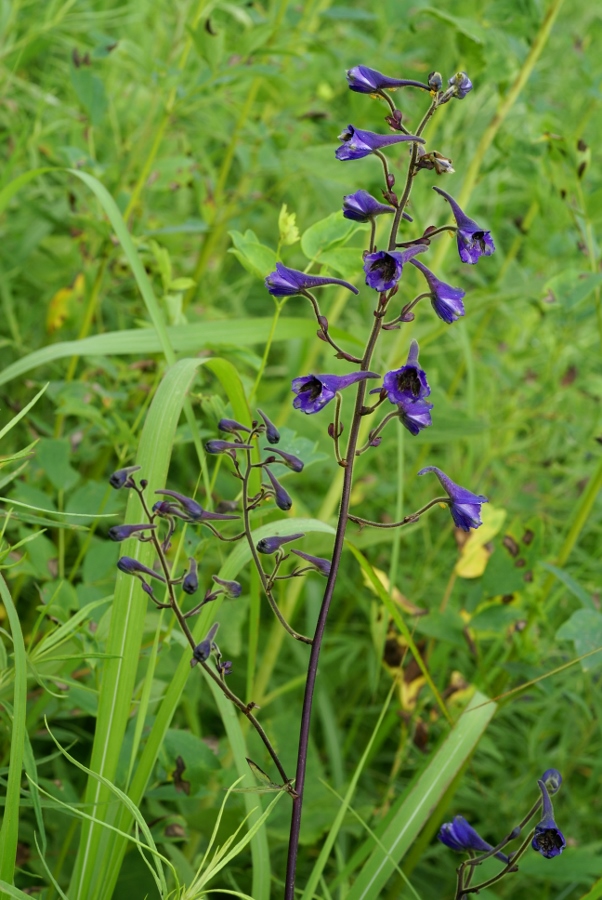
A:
[107, 63, 566, 897]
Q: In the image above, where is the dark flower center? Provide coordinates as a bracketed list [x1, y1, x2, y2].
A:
[534, 829, 564, 854]
[396, 367, 421, 396]
[370, 255, 396, 280]
[299, 378, 323, 401]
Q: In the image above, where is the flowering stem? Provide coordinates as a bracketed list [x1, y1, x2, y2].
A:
[349, 496, 449, 528]
[374, 149, 391, 188]
[458, 830, 535, 897]
[397, 224, 457, 247]
[332, 392, 345, 467]
[355, 410, 398, 455]
[305, 291, 362, 363]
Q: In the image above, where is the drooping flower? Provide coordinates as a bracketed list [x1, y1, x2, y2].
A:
[342, 190, 394, 223]
[383, 341, 430, 405]
[117, 556, 166, 582]
[218, 418, 251, 435]
[418, 466, 488, 531]
[432, 186, 495, 265]
[257, 408, 280, 444]
[109, 465, 141, 489]
[346, 66, 431, 95]
[154, 490, 239, 523]
[182, 558, 199, 595]
[205, 440, 254, 454]
[256, 533, 304, 555]
[263, 447, 304, 473]
[191, 623, 219, 667]
[410, 258, 466, 324]
[398, 397, 433, 436]
[335, 125, 424, 161]
[448, 71, 473, 99]
[532, 780, 566, 859]
[265, 263, 359, 298]
[212, 575, 242, 598]
[363, 245, 426, 292]
[292, 372, 379, 415]
[264, 467, 293, 511]
[291, 548, 331, 577]
[108, 523, 156, 542]
[438, 816, 510, 863]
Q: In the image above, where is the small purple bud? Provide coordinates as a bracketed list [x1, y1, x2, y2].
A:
[191, 623, 219, 667]
[542, 769, 563, 795]
[109, 465, 141, 489]
[256, 533, 304, 555]
[218, 418, 251, 435]
[387, 173, 395, 189]
[212, 575, 242, 598]
[264, 467, 293, 511]
[263, 447, 304, 473]
[291, 548, 331, 576]
[257, 409, 280, 444]
[205, 440, 254, 454]
[317, 314, 329, 332]
[108, 523, 156, 542]
[117, 556, 166, 582]
[182, 557, 199, 595]
[140, 580, 159, 602]
[154, 490, 239, 522]
[428, 71, 443, 91]
[218, 660, 233, 676]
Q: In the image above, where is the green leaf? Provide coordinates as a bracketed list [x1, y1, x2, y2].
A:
[540, 562, 596, 609]
[301, 212, 357, 261]
[70, 65, 108, 125]
[36, 438, 80, 492]
[229, 230, 278, 279]
[556, 610, 602, 671]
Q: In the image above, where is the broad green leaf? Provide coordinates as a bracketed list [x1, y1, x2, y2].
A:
[229, 230, 278, 279]
[556, 610, 602, 671]
[301, 212, 358, 260]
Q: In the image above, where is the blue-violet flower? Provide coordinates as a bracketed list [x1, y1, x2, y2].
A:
[433, 186, 495, 265]
[335, 125, 424, 161]
[532, 780, 566, 859]
[346, 66, 430, 95]
[438, 816, 510, 863]
[398, 397, 434, 436]
[265, 263, 359, 298]
[343, 189, 394, 222]
[448, 71, 473, 99]
[411, 258, 466, 323]
[541, 769, 563, 795]
[418, 466, 488, 531]
[292, 372, 379, 415]
[383, 340, 430, 404]
[363, 246, 425, 292]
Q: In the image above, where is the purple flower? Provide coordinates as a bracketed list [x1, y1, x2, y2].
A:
[448, 71, 473, 99]
[433, 186, 495, 265]
[335, 125, 424, 161]
[205, 440, 254, 454]
[154, 490, 239, 523]
[363, 246, 425, 292]
[398, 397, 433, 436]
[383, 341, 430, 404]
[109, 465, 141, 489]
[342, 190, 394, 223]
[263, 447, 304, 473]
[218, 418, 250, 435]
[438, 816, 510, 864]
[410, 259, 466, 324]
[265, 263, 359, 298]
[418, 466, 488, 531]
[191, 623, 219, 667]
[346, 66, 430, 95]
[532, 780, 566, 859]
[292, 372, 379, 415]
[257, 408, 280, 444]
[542, 769, 563, 795]
[108, 523, 156, 542]
[212, 575, 242, 598]
[117, 556, 166, 582]
[256, 533, 304, 555]
[291, 548, 331, 577]
[182, 558, 199, 595]
[264, 467, 292, 511]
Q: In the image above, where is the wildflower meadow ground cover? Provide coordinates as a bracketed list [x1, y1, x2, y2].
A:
[0, 0, 601, 898]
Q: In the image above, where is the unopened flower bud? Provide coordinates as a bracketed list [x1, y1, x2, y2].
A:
[291, 548, 331, 576]
[448, 71, 473, 99]
[264, 467, 293, 511]
[190, 623, 219, 667]
[541, 769, 563, 795]
[205, 439, 254, 454]
[218, 418, 251, 435]
[212, 575, 242, 598]
[182, 557, 199, 595]
[117, 556, 166, 582]
[256, 533, 304, 555]
[108, 523, 156, 542]
[387, 173, 396, 189]
[257, 408, 280, 444]
[109, 465, 141, 489]
[317, 315, 329, 333]
[263, 447, 304, 473]
[154, 490, 239, 522]
[428, 71, 443, 91]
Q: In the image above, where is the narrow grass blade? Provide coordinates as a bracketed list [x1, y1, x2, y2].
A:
[0, 384, 47, 440]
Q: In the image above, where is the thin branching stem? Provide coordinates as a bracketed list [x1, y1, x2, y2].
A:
[349, 496, 449, 527]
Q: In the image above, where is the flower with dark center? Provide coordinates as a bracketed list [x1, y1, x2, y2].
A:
[205, 440, 254, 454]
[335, 125, 424, 161]
[256, 533, 304, 555]
[190, 623, 219, 667]
[418, 466, 488, 531]
[363, 246, 426, 292]
[154, 490, 239, 522]
[264, 467, 293, 511]
[438, 816, 510, 863]
[117, 556, 166, 582]
[109, 465, 141, 489]
[433, 186, 495, 265]
[218, 418, 251, 435]
[108, 523, 156, 542]
[448, 71, 473, 99]
[263, 447, 304, 473]
[398, 397, 433, 436]
[291, 548, 331, 577]
[212, 575, 242, 598]
[383, 341, 430, 405]
[346, 66, 431, 95]
[342, 190, 394, 223]
[257, 408, 280, 444]
[265, 263, 359, 298]
[532, 779, 566, 859]
[541, 769, 563, 795]
[182, 558, 199, 595]
[410, 258, 466, 324]
[292, 372, 379, 415]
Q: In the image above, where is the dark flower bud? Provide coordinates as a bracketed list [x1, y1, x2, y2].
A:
[541, 769, 563, 795]
[218, 660, 233, 676]
[140, 580, 159, 603]
[438, 816, 510, 863]
[218, 418, 251, 435]
[316, 329, 328, 343]
[155, 490, 239, 522]
[317, 314, 329, 333]
[369, 435, 382, 447]
[190, 623, 219, 667]
[109, 465, 141, 489]
[212, 575, 242, 598]
[532, 780, 566, 859]
[117, 556, 166, 582]
[257, 408, 280, 444]
[263, 447, 304, 473]
[291, 548, 331, 576]
[108, 523, 156, 542]
[205, 440, 254, 454]
[428, 71, 443, 91]
[264, 467, 293, 511]
[182, 557, 199, 595]
[256, 533, 304, 555]
[387, 173, 396, 189]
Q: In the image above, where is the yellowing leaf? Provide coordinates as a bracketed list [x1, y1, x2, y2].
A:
[46, 273, 85, 333]
[362, 565, 425, 616]
[455, 504, 507, 579]
[278, 204, 300, 246]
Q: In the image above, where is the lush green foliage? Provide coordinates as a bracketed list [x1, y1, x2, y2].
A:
[1, 0, 601, 898]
